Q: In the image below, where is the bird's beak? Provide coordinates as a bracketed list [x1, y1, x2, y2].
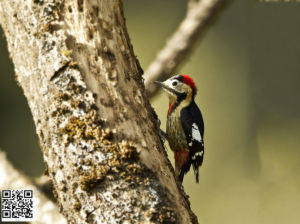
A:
[154, 80, 169, 91]
[154, 81, 164, 87]
[154, 80, 178, 95]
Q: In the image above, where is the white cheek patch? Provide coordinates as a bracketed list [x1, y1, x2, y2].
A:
[192, 123, 202, 142]
[164, 79, 175, 89]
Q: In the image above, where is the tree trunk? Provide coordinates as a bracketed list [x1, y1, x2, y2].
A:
[0, 0, 198, 223]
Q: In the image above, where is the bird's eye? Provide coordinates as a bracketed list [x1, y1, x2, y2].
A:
[172, 81, 178, 86]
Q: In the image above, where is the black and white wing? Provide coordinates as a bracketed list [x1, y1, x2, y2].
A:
[180, 101, 204, 183]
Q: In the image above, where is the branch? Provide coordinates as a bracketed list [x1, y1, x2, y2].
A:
[144, 0, 229, 97]
[0, 0, 198, 223]
[0, 150, 66, 224]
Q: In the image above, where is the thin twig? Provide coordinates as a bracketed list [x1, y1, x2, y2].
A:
[144, 0, 229, 97]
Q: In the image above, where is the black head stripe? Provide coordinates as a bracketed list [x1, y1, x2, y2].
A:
[173, 75, 183, 82]
[168, 92, 187, 115]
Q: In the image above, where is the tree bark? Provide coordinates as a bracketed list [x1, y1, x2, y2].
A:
[0, 0, 198, 223]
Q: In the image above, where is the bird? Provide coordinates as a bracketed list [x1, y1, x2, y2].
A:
[155, 74, 204, 183]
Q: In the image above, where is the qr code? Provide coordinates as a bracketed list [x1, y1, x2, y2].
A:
[1, 190, 33, 222]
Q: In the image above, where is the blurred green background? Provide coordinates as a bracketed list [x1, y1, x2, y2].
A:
[1, 0, 300, 223]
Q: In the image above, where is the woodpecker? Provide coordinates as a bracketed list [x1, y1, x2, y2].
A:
[155, 74, 204, 183]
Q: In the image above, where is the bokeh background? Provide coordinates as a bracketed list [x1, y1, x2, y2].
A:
[1, 0, 300, 223]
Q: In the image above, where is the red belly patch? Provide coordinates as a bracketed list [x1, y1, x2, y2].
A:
[174, 150, 189, 168]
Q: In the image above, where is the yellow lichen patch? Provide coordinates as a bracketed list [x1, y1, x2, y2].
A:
[61, 49, 72, 58]
[70, 100, 86, 111]
[126, 163, 141, 175]
[69, 61, 78, 68]
[61, 109, 102, 144]
[119, 140, 137, 160]
[61, 116, 86, 143]
[73, 199, 81, 211]
[58, 92, 70, 101]
[79, 165, 110, 192]
[55, 105, 71, 116]
[101, 128, 112, 140]
[69, 82, 84, 94]
[43, 23, 52, 33]
[78, 138, 141, 192]
[150, 205, 177, 224]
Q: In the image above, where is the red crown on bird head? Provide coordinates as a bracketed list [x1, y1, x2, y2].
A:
[181, 74, 197, 96]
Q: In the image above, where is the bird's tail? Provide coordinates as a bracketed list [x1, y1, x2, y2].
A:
[191, 146, 204, 183]
[192, 163, 199, 183]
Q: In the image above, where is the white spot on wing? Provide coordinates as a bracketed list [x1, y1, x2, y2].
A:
[196, 151, 204, 156]
[192, 123, 202, 142]
[193, 151, 204, 160]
